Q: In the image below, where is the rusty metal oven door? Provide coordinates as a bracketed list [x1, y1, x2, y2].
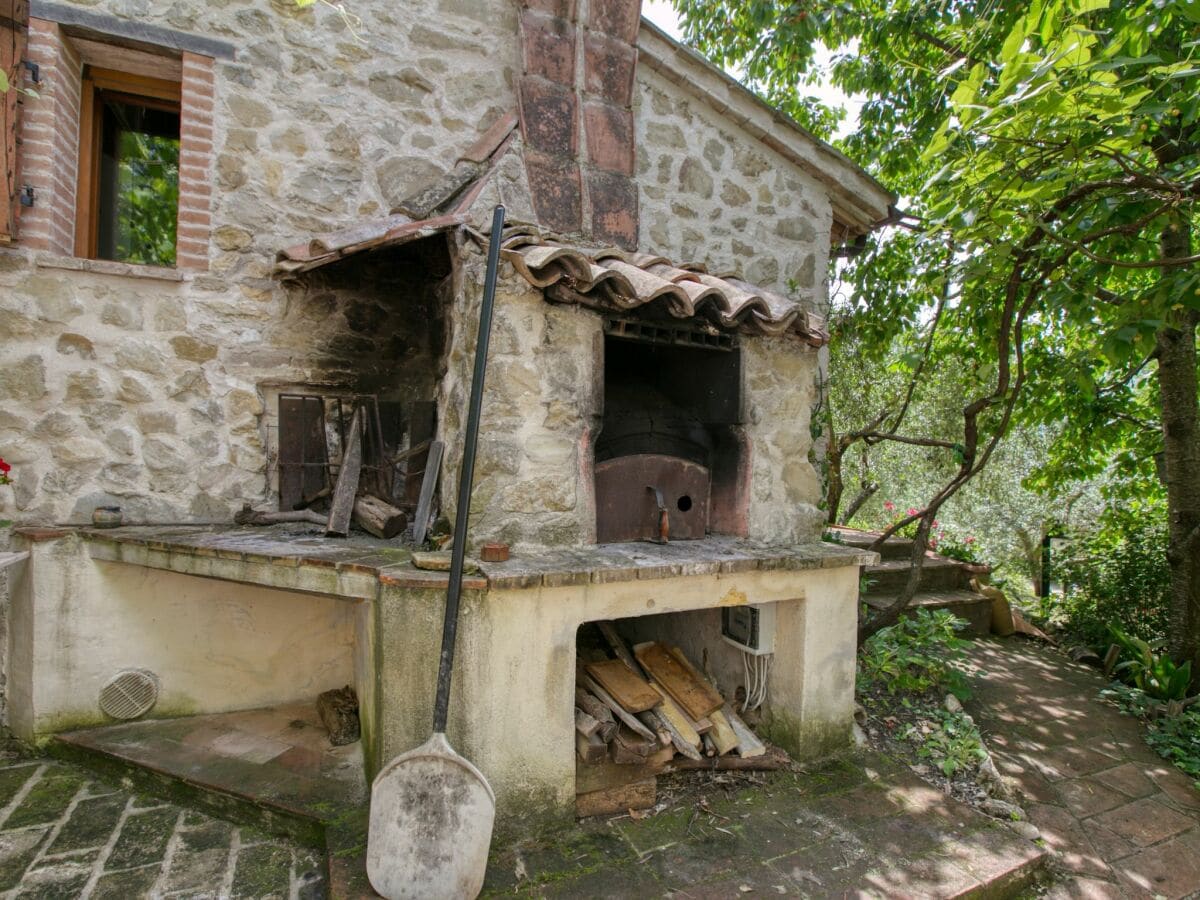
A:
[594, 453, 710, 543]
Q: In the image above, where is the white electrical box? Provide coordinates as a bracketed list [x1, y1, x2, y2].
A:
[721, 604, 776, 656]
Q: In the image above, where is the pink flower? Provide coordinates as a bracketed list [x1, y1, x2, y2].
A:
[907, 508, 918, 516]
[883, 501, 895, 512]
[932, 520, 940, 528]
[965, 536, 976, 544]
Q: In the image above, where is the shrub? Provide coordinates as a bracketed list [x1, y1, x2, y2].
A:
[858, 609, 972, 699]
[1101, 683, 1200, 782]
[1109, 626, 1193, 703]
[1054, 507, 1170, 649]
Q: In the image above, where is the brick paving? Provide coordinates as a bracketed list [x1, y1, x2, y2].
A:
[0, 755, 326, 899]
[965, 638, 1200, 899]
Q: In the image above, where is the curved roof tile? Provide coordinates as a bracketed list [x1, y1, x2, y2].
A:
[503, 232, 828, 344]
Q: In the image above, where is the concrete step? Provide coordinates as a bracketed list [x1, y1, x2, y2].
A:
[864, 557, 972, 594]
[864, 589, 993, 637]
[827, 527, 915, 560]
[51, 703, 367, 848]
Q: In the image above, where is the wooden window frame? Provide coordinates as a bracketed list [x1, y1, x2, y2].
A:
[74, 65, 181, 262]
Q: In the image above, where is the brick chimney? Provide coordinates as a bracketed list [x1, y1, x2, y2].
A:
[517, 0, 641, 249]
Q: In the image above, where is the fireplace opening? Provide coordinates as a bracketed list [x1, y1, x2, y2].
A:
[594, 320, 749, 542]
[266, 236, 453, 530]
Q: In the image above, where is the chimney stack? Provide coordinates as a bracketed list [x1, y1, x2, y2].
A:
[517, 0, 641, 249]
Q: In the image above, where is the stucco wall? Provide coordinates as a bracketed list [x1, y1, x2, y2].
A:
[0, 0, 520, 526]
[375, 564, 860, 826]
[7, 534, 359, 741]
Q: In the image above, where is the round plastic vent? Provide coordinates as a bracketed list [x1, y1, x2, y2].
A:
[98, 669, 160, 720]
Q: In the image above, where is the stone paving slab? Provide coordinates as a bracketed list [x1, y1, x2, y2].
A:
[965, 638, 1200, 900]
[481, 753, 1045, 898]
[0, 754, 326, 899]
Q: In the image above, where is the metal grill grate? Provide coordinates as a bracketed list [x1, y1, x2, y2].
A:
[98, 669, 159, 720]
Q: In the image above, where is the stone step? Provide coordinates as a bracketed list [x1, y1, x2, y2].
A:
[827, 527, 915, 560]
[864, 557, 972, 594]
[864, 589, 993, 637]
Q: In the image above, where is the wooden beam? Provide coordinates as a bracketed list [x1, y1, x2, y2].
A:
[325, 406, 363, 537]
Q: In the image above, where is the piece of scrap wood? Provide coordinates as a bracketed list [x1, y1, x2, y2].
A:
[634, 642, 723, 720]
[575, 689, 618, 743]
[666, 744, 790, 773]
[584, 659, 661, 713]
[577, 670, 658, 743]
[577, 752, 671, 795]
[575, 707, 603, 739]
[723, 705, 766, 759]
[648, 684, 702, 750]
[412, 439, 444, 546]
[576, 730, 607, 765]
[575, 778, 656, 818]
[707, 709, 739, 755]
[325, 406, 363, 537]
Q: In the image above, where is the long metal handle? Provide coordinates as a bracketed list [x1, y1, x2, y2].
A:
[433, 205, 506, 734]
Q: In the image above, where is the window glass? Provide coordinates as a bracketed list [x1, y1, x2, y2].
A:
[96, 98, 180, 267]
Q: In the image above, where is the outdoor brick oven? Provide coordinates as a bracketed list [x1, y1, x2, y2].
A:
[0, 0, 894, 835]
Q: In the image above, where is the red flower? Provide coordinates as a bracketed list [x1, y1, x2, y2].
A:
[883, 501, 895, 512]
[0, 459, 10, 475]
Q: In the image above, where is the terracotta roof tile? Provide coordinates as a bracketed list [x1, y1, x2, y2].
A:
[502, 230, 828, 343]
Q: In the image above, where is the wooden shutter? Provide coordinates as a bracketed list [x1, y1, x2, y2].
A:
[1, 0, 29, 242]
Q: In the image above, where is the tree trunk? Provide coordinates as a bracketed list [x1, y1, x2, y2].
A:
[826, 435, 845, 525]
[1155, 213, 1200, 684]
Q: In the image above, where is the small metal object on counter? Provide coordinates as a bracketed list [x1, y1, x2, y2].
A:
[92, 506, 123, 528]
[480, 542, 509, 563]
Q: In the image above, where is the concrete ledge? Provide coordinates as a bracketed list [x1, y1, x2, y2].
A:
[71, 526, 875, 599]
[478, 537, 879, 589]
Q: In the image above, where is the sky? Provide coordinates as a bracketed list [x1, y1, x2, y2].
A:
[637, 1, 864, 139]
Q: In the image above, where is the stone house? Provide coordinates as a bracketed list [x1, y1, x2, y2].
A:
[0, 0, 893, 829]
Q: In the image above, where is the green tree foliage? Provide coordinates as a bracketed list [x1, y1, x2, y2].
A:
[674, 0, 1200, 662]
[114, 130, 178, 268]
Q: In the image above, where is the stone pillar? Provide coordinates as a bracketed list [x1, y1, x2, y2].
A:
[517, 0, 641, 248]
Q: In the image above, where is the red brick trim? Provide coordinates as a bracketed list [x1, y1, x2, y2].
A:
[517, 0, 641, 248]
[16, 26, 212, 269]
[18, 18, 81, 255]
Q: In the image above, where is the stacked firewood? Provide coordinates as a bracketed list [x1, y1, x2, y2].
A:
[574, 621, 787, 817]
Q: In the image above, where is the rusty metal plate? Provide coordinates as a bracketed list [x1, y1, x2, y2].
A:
[595, 453, 709, 544]
[278, 395, 329, 512]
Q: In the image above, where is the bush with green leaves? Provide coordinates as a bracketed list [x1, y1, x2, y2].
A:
[902, 709, 988, 777]
[858, 609, 972, 700]
[1110, 626, 1193, 703]
[1101, 683, 1200, 784]
[1054, 505, 1171, 650]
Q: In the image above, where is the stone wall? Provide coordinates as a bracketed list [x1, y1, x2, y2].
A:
[0, 0, 521, 525]
[634, 66, 832, 311]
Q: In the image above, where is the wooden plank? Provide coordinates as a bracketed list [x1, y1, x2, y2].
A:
[575, 730, 607, 765]
[648, 684, 702, 750]
[596, 621, 645, 675]
[577, 670, 657, 742]
[642, 701, 702, 762]
[707, 709, 739, 756]
[575, 690, 617, 743]
[325, 407, 363, 537]
[634, 642, 724, 720]
[576, 778, 655, 818]
[723, 705, 767, 759]
[584, 659, 660, 714]
[412, 439, 443, 545]
[576, 748, 672, 795]
[666, 745, 790, 773]
[611, 724, 656, 765]
[575, 707, 602, 739]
